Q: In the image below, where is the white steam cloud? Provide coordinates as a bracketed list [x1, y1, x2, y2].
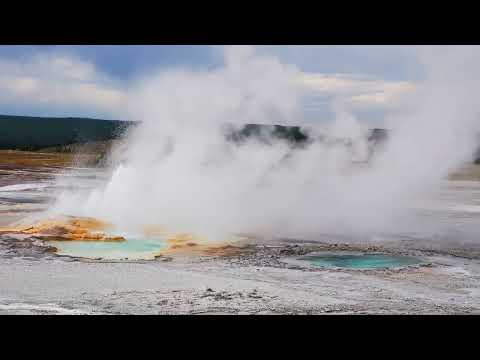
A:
[49, 46, 480, 242]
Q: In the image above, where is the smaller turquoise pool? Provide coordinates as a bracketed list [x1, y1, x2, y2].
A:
[48, 237, 167, 260]
[300, 253, 422, 269]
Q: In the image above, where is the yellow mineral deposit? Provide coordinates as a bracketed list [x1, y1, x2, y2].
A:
[0, 215, 248, 257]
[161, 232, 248, 256]
[0, 217, 125, 242]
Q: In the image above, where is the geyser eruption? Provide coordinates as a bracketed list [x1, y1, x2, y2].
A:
[49, 46, 480, 242]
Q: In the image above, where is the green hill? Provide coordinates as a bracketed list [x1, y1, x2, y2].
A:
[0, 115, 393, 159]
[0, 116, 316, 152]
[0, 115, 134, 151]
[227, 123, 310, 145]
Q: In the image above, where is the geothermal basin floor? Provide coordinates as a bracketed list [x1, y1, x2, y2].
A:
[1, 241, 480, 314]
[2, 151, 480, 314]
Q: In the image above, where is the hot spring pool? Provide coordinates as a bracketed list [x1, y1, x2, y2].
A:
[299, 253, 422, 269]
[47, 237, 168, 260]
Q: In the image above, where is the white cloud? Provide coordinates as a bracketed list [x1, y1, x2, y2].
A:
[0, 48, 417, 123]
[0, 53, 126, 114]
[298, 72, 416, 111]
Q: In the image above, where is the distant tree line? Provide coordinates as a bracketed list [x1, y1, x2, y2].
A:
[0, 116, 389, 157]
[10, 115, 480, 166]
[0, 115, 134, 151]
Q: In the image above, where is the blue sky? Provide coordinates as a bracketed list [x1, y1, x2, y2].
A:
[0, 45, 423, 123]
[0, 45, 420, 80]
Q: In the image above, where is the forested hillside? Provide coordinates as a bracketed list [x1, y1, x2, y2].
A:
[0, 115, 133, 151]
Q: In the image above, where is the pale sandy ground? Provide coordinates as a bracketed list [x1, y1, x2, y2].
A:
[1, 242, 480, 314]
